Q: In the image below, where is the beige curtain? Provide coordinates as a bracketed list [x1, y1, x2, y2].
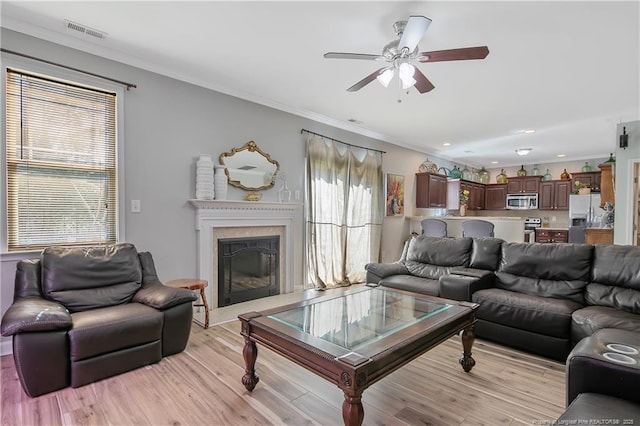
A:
[306, 135, 384, 288]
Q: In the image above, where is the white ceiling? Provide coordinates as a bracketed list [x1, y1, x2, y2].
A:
[2, 1, 639, 167]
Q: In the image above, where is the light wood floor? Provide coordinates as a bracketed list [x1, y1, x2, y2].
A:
[1, 318, 566, 426]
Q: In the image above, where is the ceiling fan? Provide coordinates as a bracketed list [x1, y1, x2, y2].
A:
[324, 15, 489, 94]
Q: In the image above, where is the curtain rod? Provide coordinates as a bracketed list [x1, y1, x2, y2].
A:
[301, 129, 386, 154]
[1, 48, 137, 90]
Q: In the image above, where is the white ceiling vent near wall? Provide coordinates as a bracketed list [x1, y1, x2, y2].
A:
[64, 20, 107, 40]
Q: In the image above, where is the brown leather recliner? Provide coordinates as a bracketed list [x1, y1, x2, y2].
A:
[1, 243, 198, 397]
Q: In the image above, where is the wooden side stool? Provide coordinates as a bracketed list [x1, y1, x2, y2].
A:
[165, 279, 209, 329]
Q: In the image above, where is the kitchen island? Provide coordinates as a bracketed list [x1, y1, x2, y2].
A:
[409, 216, 526, 242]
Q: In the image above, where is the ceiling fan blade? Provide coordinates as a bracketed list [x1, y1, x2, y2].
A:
[398, 15, 432, 52]
[413, 68, 435, 93]
[324, 52, 382, 60]
[418, 46, 490, 63]
[347, 67, 387, 92]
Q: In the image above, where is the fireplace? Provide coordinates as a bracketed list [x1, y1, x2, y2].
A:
[189, 199, 303, 311]
[218, 236, 280, 307]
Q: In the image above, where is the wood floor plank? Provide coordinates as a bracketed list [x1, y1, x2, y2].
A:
[0, 319, 567, 426]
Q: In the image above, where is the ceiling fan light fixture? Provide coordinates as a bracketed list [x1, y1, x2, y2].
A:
[515, 148, 532, 156]
[398, 63, 416, 89]
[376, 68, 394, 88]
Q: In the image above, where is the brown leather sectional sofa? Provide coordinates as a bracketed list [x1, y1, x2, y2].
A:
[1, 243, 197, 397]
[366, 235, 640, 361]
[366, 235, 640, 422]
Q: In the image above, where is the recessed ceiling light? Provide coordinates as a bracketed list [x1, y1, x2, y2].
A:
[523, 129, 536, 134]
[557, 154, 566, 158]
[491, 161, 499, 164]
[442, 142, 451, 146]
[515, 148, 532, 156]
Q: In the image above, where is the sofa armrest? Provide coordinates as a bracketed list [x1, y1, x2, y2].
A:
[439, 270, 496, 302]
[364, 262, 409, 284]
[566, 329, 640, 405]
[133, 280, 197, 310]
[1, 298, 72, 336]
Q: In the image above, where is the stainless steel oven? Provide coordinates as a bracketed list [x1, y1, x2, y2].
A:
[506, 193, 539, 210]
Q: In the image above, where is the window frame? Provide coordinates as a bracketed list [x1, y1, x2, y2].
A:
[1, 53, 126, 254]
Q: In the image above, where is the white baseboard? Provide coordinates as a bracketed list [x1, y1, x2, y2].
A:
[1, 339, 12, 356]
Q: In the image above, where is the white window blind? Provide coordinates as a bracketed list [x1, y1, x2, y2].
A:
[5, 69, 117, 251]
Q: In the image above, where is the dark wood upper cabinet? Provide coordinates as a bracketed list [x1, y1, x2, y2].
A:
[571, 171, 601, 192]
[539, 180, 571, 210]
[416, 173, 447, 208]
[485, 184, 507, 210]
[507, 176, 541, 194]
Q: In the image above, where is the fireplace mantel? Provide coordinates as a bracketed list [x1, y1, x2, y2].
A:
[189, 199, 304, 309]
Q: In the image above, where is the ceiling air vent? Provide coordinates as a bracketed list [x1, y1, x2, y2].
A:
[64, 20, 107, 40]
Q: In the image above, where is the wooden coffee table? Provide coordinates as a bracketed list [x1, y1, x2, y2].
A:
[239, 286, 478, 426]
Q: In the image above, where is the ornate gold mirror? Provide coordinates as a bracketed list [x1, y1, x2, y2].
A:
[219, 141, 280, 191]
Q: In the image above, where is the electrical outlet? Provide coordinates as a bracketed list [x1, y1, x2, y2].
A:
[295, 190, 301, 200]
[131, 200, 141, 213]
[551, 216, 556, 222]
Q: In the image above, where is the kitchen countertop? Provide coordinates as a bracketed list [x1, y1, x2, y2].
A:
[536, 227, 569, 231]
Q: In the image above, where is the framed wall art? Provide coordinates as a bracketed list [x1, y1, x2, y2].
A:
[386, 173, 405, 217]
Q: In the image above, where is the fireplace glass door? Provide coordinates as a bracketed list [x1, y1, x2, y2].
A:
[218, 236, 280, 307]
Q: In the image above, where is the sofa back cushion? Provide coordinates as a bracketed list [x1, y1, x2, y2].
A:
[470, 237, 504, 270]
[405, 236, 472, 280]
[586, 245, 640, 314]
[42, 243, 142, 312]
[496, 242, 593, 303]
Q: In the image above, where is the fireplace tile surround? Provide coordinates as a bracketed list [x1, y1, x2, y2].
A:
[189, 200, 304, 310]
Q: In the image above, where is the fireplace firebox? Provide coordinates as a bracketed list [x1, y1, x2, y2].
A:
[218, 236, 280, 307]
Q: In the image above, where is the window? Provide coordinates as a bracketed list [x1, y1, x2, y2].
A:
[5, 69, 117, 251]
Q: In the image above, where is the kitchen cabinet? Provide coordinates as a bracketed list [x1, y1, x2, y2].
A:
[539, 180, 571, 210]
[585, 228, 613, 244]
[598, 163, 615, 208]
[485, 184, 507, 210]
[416, 172, 447, 208]
[571, 171, 601, 192]
[447, 179, 485, 210]
[535, 229, 568, 243]
[507, 176, 541, 194]
[461, 181, 485, 210]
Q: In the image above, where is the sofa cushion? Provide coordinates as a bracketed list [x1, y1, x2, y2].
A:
[404, 236, 472, 279]
[556, 393, 640, 425]
[571, 306, 640, 343]
[42, 244, 142, 312]
[592, 244, 640, 288]
[496, 242, 592, 303]
[588, 245, 640, 314]
[584, 283, 640, 315]
[69, 303, 162, 361]
[469, 237, 503, 271]
[473, 288, 582, 339]
[379, 275, 439, 296]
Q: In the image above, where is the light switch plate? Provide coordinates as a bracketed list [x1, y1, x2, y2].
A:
[131, 199, 141, 213]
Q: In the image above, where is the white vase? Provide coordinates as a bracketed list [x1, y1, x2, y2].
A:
[214, 165, 228, 200]
[196, 155, 214, 200]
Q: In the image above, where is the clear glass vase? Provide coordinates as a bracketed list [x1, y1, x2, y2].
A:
[278, 181, 291, 203]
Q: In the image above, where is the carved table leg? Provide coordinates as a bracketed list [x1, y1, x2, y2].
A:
[459, 325, 476, 373]
[241, 338, 259, 391]
[342, 394, 364, 426]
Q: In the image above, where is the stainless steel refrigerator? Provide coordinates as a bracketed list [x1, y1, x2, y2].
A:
[568, 193, 603, 243]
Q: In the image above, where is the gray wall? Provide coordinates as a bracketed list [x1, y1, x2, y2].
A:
[0, 28, 444, 354]
[614, 120, 640, 245]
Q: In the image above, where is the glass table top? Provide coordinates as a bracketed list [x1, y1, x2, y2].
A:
[268, 287, 452, 351]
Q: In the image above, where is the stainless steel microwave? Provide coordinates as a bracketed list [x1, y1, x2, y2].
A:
[506, 193, 538, 210]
